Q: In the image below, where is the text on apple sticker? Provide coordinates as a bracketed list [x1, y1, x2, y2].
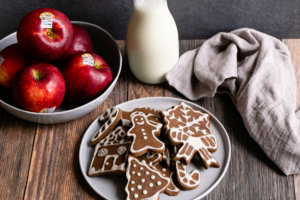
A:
[40, 12, 55, 29]
[81, 53, 95, 66]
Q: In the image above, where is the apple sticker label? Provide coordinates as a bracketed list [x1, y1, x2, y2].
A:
[81, 53, 95, 66]
[40, 12, 55, 29]
[0, 56, 4, 66]
[39, 106, 56, 113]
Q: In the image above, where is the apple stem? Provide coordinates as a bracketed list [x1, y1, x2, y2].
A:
[46, 29, 54, 38]
[32, 70, 44, 80]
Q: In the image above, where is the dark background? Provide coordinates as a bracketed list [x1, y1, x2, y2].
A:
[1, 0, 300, 40]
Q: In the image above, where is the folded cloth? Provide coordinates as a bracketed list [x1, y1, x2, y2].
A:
[166, 28, 300, 175]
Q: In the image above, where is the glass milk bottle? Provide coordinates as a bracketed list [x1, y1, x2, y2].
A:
[126, 0, 179, 84]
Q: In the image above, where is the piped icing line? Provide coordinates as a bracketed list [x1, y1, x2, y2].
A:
[98, 126, 128, 146]
[175, 160, 200, 190]
[138, 152, 163, 167]
[121, 107, 162, 127]
[161, 102, 219, 167]
[90, 106, 122, 146]
[88, 142, 130, 176]
[127, 112, 165, 156]
[153, 162, 180, 196]
[125, 156, 170, 200]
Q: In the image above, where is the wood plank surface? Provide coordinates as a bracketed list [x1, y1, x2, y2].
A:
[165, 40, 296, 200]
[0, 111, 37, 200]
[283, 39, 300, 200]
[23, 41, 126, 200]
[0, 39, 298, 200]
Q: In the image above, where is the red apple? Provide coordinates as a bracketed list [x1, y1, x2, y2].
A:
[60, 24, 93, 61]
[63, 52, 113, 105]
[0, 44, 30, 89]
[17, 8, 73, 61]
[13, 63, 65, 113]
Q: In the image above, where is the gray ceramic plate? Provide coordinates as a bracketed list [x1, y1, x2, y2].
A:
[0, 21, 122, 124]
[79, 97, 231, 200]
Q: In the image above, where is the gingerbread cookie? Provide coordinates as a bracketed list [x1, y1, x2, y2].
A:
[175, 160, 200, 190]
[90, 106, 122, 146]
[127, 112, 165, 157]
[162, 102, 219, 168]
[154, 162, 180, 196]
[125, 156, 170, 200]
[138, 152, 163, 167]
[88, 141, 130, 176]
[161, 146, 171, 167]
[98, 126, 128, 146]
[122, 107, 162, 127]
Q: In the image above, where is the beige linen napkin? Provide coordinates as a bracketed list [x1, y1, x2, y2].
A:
[166, 28, 300, 175]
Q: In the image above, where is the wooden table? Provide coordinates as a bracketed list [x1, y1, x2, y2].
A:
[0, 39, 299, 200]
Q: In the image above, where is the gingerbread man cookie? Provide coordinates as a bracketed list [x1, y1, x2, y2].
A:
[121, 107, 162, 127]
[175, 160, 200, 190]
[125, 156, 170, 200]
[90, 106, 122, 146]
[162, 102, 219, 168]
[127, 112, 165, 157]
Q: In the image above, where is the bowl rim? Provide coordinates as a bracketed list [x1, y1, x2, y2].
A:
[0, 21, 122, 116]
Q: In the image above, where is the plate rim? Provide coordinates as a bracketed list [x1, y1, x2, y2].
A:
[79, 96, 231, 200]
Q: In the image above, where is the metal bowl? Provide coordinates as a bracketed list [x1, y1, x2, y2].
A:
[0, 21, 122, 124]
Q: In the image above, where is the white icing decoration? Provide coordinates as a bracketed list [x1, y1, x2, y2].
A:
[91, 107, 120, 144]
[140, 167, 143, 170]
[137, 172, 141, 176]
[157, 181, 161, 186]
[142, 132, 146, 136]
[162, 168, 166, 172]
[131, 180, 135, 184]
[117, 146, 127, 155]
[141, 129, 145, 131]
[162, 102, 218, 166]
[105, 162, 109, 166]
[97, 148, 108, 157]
[175, 160, 200, 189]
[132, 171, 136, 175]
[125, 157, 171, 200]
[133, 164, 137, 167]
[131, 187, 134, 191]
[151, 175, 155, 180]
[98, 126, 128, 146]
[145, 171, 149, 175]
[128, 112, 164, 155]
[88, 143, 130, 176]
[143, 136, 148, 140]
[134, 194, 138, 198]
[137, 185, 142, 190]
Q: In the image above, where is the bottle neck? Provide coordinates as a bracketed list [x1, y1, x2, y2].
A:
[133, 0, 168, 12]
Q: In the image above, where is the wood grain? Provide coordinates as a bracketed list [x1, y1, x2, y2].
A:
[166, 40, 296, 200]
[0, 109, 37, 200]
[283, 39, 300, 110]
[283, 39, 300, 200]
[0, 39, 298, 200]
[23, 41, 126, 200]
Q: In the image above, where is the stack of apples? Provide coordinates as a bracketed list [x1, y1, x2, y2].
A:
[0, 8, 113, 113]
